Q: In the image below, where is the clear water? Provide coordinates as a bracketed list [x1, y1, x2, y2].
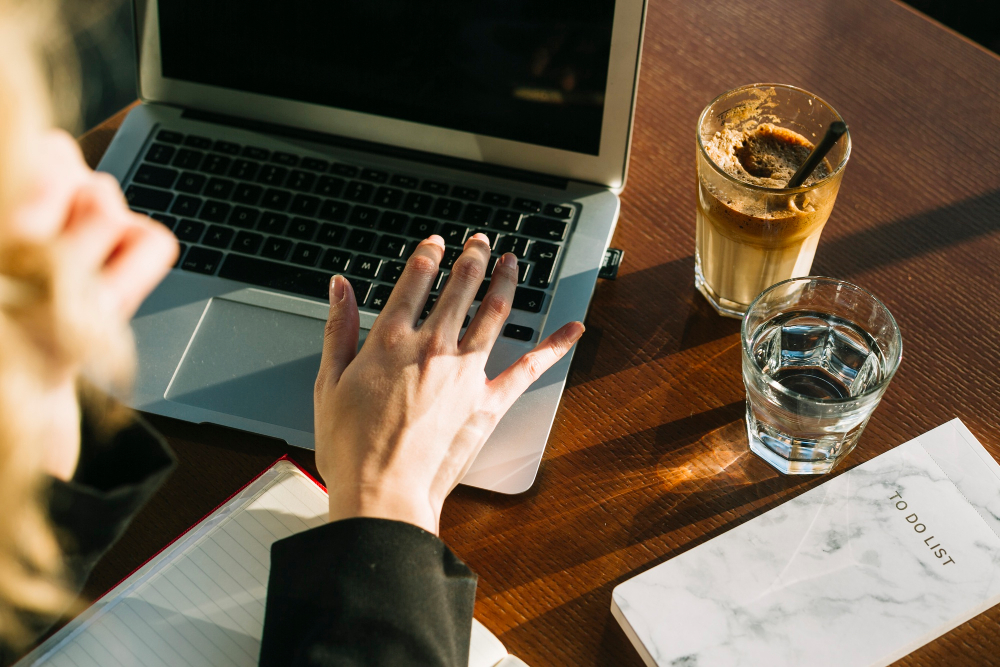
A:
[745, 310, 888, 474]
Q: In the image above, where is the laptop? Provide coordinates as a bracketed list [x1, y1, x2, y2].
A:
[98, 0, 648, 494]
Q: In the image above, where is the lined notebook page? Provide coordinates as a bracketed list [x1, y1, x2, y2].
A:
[19, 460, 517, 667]
[19, 461, 328, 667]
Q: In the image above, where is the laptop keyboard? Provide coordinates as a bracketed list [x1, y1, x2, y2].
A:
[125, 129, 573, 337]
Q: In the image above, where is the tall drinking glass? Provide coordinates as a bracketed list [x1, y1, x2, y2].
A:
[696, 84, 851, 318]
[742, 277, 903, 474]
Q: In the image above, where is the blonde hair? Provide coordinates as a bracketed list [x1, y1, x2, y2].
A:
[0, 0, 136, 647]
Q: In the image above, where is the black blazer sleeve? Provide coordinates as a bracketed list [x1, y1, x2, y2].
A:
[260, 518, 478, 667]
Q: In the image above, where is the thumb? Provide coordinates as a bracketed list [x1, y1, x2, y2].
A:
[317, 275, 359, 390]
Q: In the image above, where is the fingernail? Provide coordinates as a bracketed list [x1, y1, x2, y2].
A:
[330, 275, 345, 302]
[425, 234, 445, 247]
[570, 322, 585, 341]
[472, 232, 490, 245]
[502, 253, 517, 268]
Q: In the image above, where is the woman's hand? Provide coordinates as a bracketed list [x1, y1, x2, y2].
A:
[314, 233, 583, 534]
[8, 130, 178, 480]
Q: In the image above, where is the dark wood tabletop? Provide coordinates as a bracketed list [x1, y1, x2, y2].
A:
[76, 0, 1000, 664]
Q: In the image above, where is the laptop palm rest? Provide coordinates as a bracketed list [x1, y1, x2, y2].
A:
[165, 297, 365, 432]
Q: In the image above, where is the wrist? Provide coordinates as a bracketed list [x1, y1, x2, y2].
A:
[328, 484, 441, 535]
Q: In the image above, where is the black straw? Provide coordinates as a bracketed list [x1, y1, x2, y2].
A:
[785, 121, 848, 189]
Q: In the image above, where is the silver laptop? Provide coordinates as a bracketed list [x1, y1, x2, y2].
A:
[99, 0, 647, 494]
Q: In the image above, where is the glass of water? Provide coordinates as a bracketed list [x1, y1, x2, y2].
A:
[742, 277, 903, 474]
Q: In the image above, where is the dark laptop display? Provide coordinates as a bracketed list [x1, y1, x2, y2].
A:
[157, 0, 616, 155]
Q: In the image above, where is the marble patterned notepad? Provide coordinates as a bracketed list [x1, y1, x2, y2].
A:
[612, 419, 1000, 667]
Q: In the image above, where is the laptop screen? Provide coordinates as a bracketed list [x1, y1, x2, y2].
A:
[158, 1, 617, 156]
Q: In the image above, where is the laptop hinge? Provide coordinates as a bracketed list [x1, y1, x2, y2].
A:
[181, 108, 570, 190]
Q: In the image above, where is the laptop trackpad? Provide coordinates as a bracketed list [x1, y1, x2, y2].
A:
[164, 298, 329, 432]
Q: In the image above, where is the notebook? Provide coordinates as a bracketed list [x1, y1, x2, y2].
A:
[612, 418, 1000, 667]
[16, 458, 526, 667]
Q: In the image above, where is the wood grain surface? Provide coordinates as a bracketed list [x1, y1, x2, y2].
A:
[74, 0, 1000, 665]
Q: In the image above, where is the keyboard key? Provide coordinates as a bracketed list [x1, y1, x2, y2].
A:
[348, 278, 372, 305]
[243, 146, 270, 160]
[441, 247, 461, 269]
[181, 246, 222, 274]
[175, 172, 206, 194]
[517, 261, 529, 283]
[331, 163, 358, 178]
[368, 284, 393, 311]
[290, 194, 320, 217]
[530, 241, 559, 261]
[204, 177, 235, 200]
[529, 257, 556, 288]
[219, 254, 330, 299]
[433, 198, 462, 221]
[203, 225, 234, 248]
[318, 199, 349, 222]
[402, 192, 432, 215]
[475, 281, 490, 301]
[272, 152, 299, 166]
[382, 261, 405, 283]
[230, 206, 261, 229]
[184, 135, 212, 149]
[496, 235, 530, 258]
[346, 229, 376, 252]
[316, 176, 345, 197]
[301, 157, 329, 172]
[360, 168, 388, 183]
[409, 217, 437, 238]
[431, 269, 446, 292]
[421, 180, 448, 195]
[233, 183, 263, 204]
[261, 237, 293, 260]
[145, 143, 176, 165]
[513, 287, 545, 312]
[478, 230, 500, 248]
[502, 324, 534, 341]
[378, 211, 409, 234]
[199, 201, 231, 223]
[420, 294, 438, 319]
[233, 231, 263, 255]
[320, 249, 350, 272]
[317, 223, 346, 246]
[522, 216, 567, 241]
[375, 234, 408, 259]
[390, 174, 419, 188]
[461, 204, 492, 225]
[261, 188, 292, 211]
[258, 165, 288, 186]
[213, 140, 242, 155]
[344, 181, 373, 202]
[544, 204, 573, 219]
[257, 212, 288, 235]
[230, 159, 260, 181]
[170, 195, 202, 217]
[172, 149, 204, 170]
[199, 154, 231, 175]
[374, 187, 403, 209]
[287, 170, 317, 192]
[491, 210, 521, 232]
[482, 192, 511, 207]
[513, 198, 541, 213]
[150, 213, 177, 230]
[349, 254, 382, 279]
[291, 243, 322, 266]
[133, 164, 178, 189]
[349, 205, 379, 228]
[125, 185, 173, 212]
[156, 130, 183, 144]
[452, 186, 480, 201]
[288, 218, 318, 240]
[175, 219, 205, 242]
[439, 224, 469, 246]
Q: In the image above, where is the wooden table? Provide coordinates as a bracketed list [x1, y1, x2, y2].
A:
[76, 0, 1000, 664]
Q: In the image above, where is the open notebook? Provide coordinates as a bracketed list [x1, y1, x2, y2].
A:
[16, 458, 527, 667]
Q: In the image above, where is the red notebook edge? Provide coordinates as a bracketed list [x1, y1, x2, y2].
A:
[99, 454, 326, 603]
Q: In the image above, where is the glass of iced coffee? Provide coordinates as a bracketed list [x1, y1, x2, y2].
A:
[695, 84, 851, 317]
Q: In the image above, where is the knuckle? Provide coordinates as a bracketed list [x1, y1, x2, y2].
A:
[407, 254, 438, 278]
[523, 352, 546, 381]
[450, 257, 483, 282]
[374, 320, 410, 349]
[478, 293, 509, 321]
[424, 329, 453, 355]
